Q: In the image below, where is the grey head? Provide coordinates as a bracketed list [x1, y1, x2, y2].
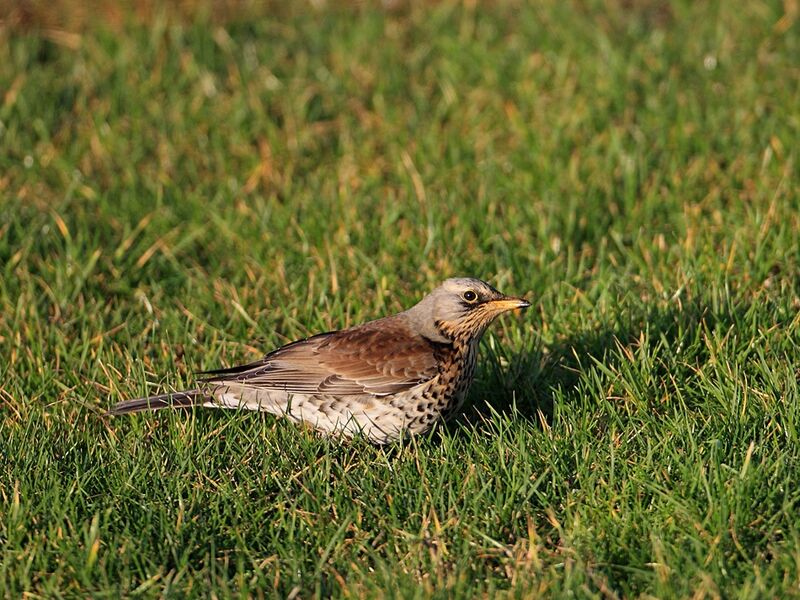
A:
[403, 277, 530, 343]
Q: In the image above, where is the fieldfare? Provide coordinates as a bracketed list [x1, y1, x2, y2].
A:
[111, 278, 530, 443]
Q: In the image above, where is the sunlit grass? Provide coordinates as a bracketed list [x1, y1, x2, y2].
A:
[1, 1, 799, 596]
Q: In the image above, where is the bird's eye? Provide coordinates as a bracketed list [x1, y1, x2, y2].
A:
[462, 290, 478, 303]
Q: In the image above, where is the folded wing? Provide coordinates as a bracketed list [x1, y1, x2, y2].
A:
[200, 317, 441, 396]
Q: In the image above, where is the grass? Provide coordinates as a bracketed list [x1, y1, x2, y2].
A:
[1, 0, 799, 596]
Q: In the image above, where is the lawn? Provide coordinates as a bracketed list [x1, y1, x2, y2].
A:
[1, 0, 799, 596]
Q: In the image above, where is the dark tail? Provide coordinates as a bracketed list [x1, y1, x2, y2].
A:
[109, 389, 206, 415]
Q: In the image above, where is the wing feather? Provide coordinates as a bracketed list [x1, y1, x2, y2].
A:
[202, 317, 442, 396]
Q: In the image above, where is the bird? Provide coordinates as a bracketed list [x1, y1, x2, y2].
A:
[110, 277, 530, 443]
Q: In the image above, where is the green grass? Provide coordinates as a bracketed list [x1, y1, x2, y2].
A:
[2, 0, 799, 596]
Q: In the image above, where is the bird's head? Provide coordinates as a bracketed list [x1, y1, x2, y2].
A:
[405, 277, 530, 343]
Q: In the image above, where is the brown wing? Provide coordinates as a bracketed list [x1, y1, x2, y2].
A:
[201, 317, 441, 396]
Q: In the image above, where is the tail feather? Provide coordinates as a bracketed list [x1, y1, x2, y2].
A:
[109, 389, 206, 415]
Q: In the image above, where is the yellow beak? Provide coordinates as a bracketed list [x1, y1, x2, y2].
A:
[486, 297, 531, 312]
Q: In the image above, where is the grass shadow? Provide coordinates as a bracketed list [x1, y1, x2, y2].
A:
[449, 296, 764, 437]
